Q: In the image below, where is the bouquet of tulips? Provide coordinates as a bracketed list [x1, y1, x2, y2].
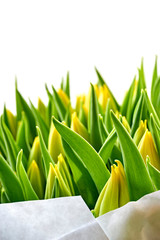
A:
[0, 58, 160, 219]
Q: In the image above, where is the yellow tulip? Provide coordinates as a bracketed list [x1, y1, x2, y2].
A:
[93, 160, 129, 217]
[58, 89, 71, 109]
[138, 129, 160, 171]
[27, 160, 44, 199]
[71, 112, 90, 142]
[48, 122, 65, 163]
[133, 120, 147, 146]
[37, 97, 47, 124]
[57, 154, 75, 195]
[45, 163, 56, 199]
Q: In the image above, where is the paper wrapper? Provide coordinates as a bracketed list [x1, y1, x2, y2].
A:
[0, 191, 160, 239]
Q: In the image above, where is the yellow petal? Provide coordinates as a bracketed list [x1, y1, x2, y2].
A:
[138, 129, 160, 171]
[71, 112, 89, 141]
[48, 122, 65, 163]
[27, 160, 44, 199]
[45, 163, 56, 199]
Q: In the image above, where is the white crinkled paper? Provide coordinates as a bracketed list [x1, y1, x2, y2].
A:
[0, 192, 160, 240]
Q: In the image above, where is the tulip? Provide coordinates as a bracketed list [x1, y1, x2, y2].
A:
[57, 153, 75, 195]
[71, 112, 89, 142]
[45, 163, 56, 199]
[27, 160, 44, 199]
[93, 160, 129, 217]
[37, 97, 47, 124]
[138, 129, 160, 171]
[48, 122, 65, 163]
[133, 120, 147, 145]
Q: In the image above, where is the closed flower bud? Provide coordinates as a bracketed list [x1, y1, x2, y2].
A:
[133, 120, 147, 146]
[48, 122, 65, 163]
[93, 160, 129, 217]
[71, 112, 90, 142]
[27, 160, 44, 199]
[138, 129, 160, 171]
[6, 109, 17, 139]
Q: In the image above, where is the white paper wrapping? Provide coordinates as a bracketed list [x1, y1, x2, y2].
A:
[0, 191, 160, 239]
[97, 191, 160, 240]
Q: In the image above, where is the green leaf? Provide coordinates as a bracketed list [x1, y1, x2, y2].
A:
[130, 92, 144, 137]
[150, 114, 160, 156]
[111, 111, 155, 201]
[0, 154, 24, 202]
[37, 126, 55, 178]
[52, 117, 110, 193]
[88, 84, 102, 151]
[138, 58, 146, 90]
[16, 89, 36, 142]
[147, 156, 160, 190]
[16, 150, 39, 200]
[1, 118, 27, 171]
[99, 129, 117, 164]
[62, 139, 98, 209]
[143, 89, 160, 128]
[151, 56, 158, 103]
[52, 86, 66, 121]
[30, 100, 49, 146]
[104, 99, 113, 133]
[98, 114, 108, 143]
[16, 112, 30, 158]
[95, 68, 119, 110]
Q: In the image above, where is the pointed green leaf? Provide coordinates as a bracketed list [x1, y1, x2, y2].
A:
[111, 111, 155, 201]
[147, 156, 160, 190]
[99, 129, 117, 164]
[1, 118, 27, 170]
[16, 150, 39, 200]
[37, 126, 55, 178]
[130, 92, 144, 137]
[16, 89, 36, 141]
[0, 154, 24, 202]
[52, 86, 66, 121]
[52, 117, 110, 193]
[95, 68, 119, 110]
[62, 139, 98, 209]
[143, 89, 160, 128]
[30, 100, 49, 146]
[88, 84, 102, 151]
[150, 114, 160, 156]
[104, 99, 113, 133]
[98, 114, 108, 143]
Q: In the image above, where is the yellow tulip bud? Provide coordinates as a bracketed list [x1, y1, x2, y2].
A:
[122, 116, 130, 133]
[45, 163, 56, 199]
[48, 122, 65, 163]
[93, 160, 129, 217]
[71, 112, 89, 142]
[75, 94, 86, 113]
[57, 154, 75, 195]
[37, 97, 47, 124]
[54, 164, 72, 196]
[133, 120, 147, 146]
[27, 160, 44, 199]
[138, 129, 160, 171]
[98, 85, 110, 112]
[6, 109, 17, 139]
[58, 89, 70, 109]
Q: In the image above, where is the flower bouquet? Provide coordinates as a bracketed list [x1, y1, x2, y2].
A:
[0, 59, 160, 239]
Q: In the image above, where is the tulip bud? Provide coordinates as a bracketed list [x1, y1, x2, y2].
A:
[48, 122, 65, 163]
[133, 120, 147, 146]
[27, 160, 44, 199]
[54, 164, 72, 197]
[71, 112, 90, 142]
[57, 89, 70, 109]
[45, 163, 56, 199]
[75, 94, 86, 113]
[38, 97, 47, 124]
[138, 129, 160, 171]
[57, 154, 75, 195]
[122, 116, 131, 133]
[93, 160, 129, 217]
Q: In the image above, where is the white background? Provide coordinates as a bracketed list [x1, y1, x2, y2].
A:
[0, 0, 160, 114]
